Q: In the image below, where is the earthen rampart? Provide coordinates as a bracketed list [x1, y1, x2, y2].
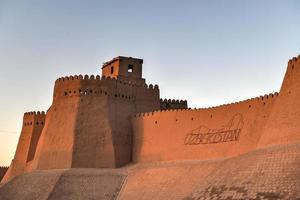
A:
[2, 111, 46, 183]
[258, 55, 300, 147]
[132, 92, 279, 163]
[4, 55, 300, 188]
[29, 73, 160, 173]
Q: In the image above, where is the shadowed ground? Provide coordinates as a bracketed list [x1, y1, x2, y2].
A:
[1, 143, 300, 200]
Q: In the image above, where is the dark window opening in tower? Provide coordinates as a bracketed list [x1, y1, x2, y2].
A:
[128, 64, 133, 73]
[111, 66, 114, 74]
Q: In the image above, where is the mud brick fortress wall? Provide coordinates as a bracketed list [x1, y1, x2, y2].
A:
[132, 56, 300, 163]
[2, 55, 300, 184]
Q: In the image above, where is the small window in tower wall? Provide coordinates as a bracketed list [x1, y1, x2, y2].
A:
[128, 64, 133, 73]
[111, 66, 114, 74]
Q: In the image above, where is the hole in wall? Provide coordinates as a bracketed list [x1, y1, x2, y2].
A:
[128, 64, 133, 73]
[111, 66, 114, 74]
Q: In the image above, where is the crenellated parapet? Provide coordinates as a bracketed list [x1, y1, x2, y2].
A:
[280, 54, 300, 93]
[23, 111, 46, 128]
[285, 55, 300, 76]
[134, 92, 279, 118]
[160, 99, 188, 110]
[53, 74, 159, 103]
[287, 55, 300, 68]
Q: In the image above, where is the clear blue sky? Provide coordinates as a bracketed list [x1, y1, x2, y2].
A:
[0, 0, 299, 166]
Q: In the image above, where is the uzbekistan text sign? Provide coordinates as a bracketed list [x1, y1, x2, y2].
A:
[184, 114, 244, 145]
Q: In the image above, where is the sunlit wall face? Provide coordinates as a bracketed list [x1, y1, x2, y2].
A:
[0, 0, 299, 166]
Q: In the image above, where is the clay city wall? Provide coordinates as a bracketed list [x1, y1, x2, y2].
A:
[132, 55, 300, 163]
[30, 75, 160, 172]
[3, 55, 300, 185]
[258, 55, 300, 147]
[2, 112, 46, 183]
[132, 92, 278, 163]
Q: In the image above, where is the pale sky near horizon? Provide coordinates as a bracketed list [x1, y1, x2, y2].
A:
[0, 0, 300, 166]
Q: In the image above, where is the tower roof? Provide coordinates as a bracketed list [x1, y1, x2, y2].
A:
[102, 56, 143, 69]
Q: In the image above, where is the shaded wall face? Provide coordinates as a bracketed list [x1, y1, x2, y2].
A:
[0, 167, 8, 183]
[109, 97, 136, 167]
[27, 114, 45, 162]
[132, 95, 277, 163]
[71, 81, 116, 168]
[118, 59, 143, 79]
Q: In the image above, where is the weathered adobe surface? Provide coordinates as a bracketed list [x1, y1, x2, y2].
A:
[32, 75, 160, 170]
[1, 55, 300, 199]
[185, 143, 300, 200]
[132, 56, 300, 163]
[2, 56, 189, 183]
[2, 74, 162, 182]
[2, 112, 45, 183]
[1, 143, 300, 200]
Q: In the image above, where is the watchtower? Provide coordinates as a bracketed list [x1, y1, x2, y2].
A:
[102, 56, 145, 84]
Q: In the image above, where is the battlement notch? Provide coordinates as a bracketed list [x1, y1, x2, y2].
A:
[160, 98, 188, 110]
[23, 111, 46, 128]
